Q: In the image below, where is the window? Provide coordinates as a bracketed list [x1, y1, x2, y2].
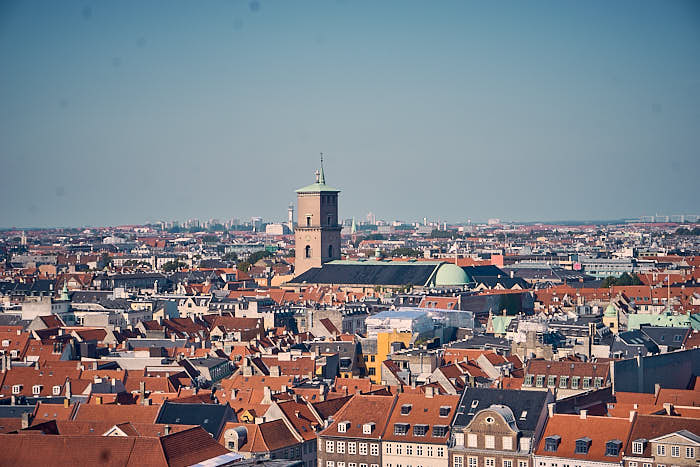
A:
[469, 457, 478, 467]
[406, 445, 412, 456]
[348, 442, 356, 455]
[632, 441, 645, 454]
[368, 368, 375, 376]
[454, 456, 464, 467]
[571, 377, 580, 389]
[416, 446, 423, 456]
[305, 245, 312, 258]
[328, 245, 333, 257]
[503, 460, 513, 467]
[394, 423, 409, 436]
[32, 385, 41, 395]
[559, 376, 568, 388]
[437, 447, 445, 457]
[359, 443, 367, 455]
[337, 441, 345, 454]
[606, 440, 622, 457]
[401, 404, 412, 415]
[671, 446, 680, 458]
[384, 444, 390, 455]
[413, 425, 427, 436]
[326, 462, 334, 467]
[52, 385, 61, 395]
[486, 458, 496, 467]
[629, 463, 638, 467]
[594, 377, 603, 388]
[485, 435, 495, 449]
[643, 463, 652, 467]
[11, 385, 21, 394]
[575, 438, 591, 454]
[439, 406, 451, 417]
[370, 444, 378, 456]
[582, 378, 591, 389]
[525, 374, 534, 386]
[518, 461, 528, 467]
[338, 421, 349, 433]
[548, 376, 556, 387]
[338, 463, 345, 467]
[306, 216, 311, 227]
[363, 422, 375, 434]
[503, 436, 513, 450]
[545, 436, 561, 452]
[433, 425, 448, 437]
[685, 447, 695, 458]
[326, 440, 334, 453]
[657, 445, 666, 456]
[468, 433, 478, 447]
[536, 375, 544, 387]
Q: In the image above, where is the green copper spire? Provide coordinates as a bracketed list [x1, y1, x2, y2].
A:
[60, 282, 69, 301]
[319, 152, 326, 185]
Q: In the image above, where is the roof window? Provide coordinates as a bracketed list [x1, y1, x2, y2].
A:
[544, 435, 561, 452]
[439, 406, 451, 417]
[575, 437, 592, 454]
[606, 440, 622, 457]
[400, 404, 412, 415]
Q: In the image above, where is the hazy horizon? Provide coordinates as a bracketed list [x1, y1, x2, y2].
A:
[1, 1, 699, 228]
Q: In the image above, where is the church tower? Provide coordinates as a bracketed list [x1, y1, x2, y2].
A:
[294, 155, 341, 277]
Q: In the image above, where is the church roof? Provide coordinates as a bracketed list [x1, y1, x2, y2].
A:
[295, 182, 340, 194]
[290, 260, 442, 286]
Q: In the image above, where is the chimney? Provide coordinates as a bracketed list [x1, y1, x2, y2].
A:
[547, 403, 555, 418]
[34, 360, 39, 370]
[579, 409, 587, 419]
[92, 361, 98, 370]
[654, 384, 661, 397]
[140, 381, 146, 404]
[164, 424, 171, 436]
[425, 386, 434, 398]
[63, 398, 69, 408]
[65, 380, 72, 399]
[95, 396, 102, 405]
[21, 412, 30, 430]
[629, 410, 636, 422]
[663, 403, 673, 415]
[510, 270, 514, 279]
[1, 355, 6, 373]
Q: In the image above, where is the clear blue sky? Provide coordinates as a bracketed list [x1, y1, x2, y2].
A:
[1, 0, 698, 228]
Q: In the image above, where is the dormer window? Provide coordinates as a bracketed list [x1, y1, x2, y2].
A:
[32, 385, 42, 395]
[400, 404, 412, 415]
[1, 340, 9, 347]
[471, 400, 479, 408]
[606, 440, 622, 456]
[394, 423, 409, 435]
[52, 385, 62, 396]
[12, 384, 22, 394]
[338, 421, 350, 433]
[575, 437, 592, 454]
[544, 435, 561, 452]
[632, 439, 647, 454]
[433, 425, 448, 437]
[413, 424, 428, 436]
[362, 422, 375, 434]
[439, 406, 451, 417]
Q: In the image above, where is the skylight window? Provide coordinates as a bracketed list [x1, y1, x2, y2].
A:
[575, 437, 592, 454]
[400, 404, 412, 415]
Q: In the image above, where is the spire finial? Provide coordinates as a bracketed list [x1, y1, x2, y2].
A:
[319, 152, 326, 184]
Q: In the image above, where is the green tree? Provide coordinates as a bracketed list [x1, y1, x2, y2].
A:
[247, 250, 273, 265]
[162, 260, 186, 272]
[236, 261, 251, 272]
[201, 235, 218, 244]
[222, 252, 238, 262]
[390, 247, 422, 258]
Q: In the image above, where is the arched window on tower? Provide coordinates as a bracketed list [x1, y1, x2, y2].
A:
[328, 245, 333, 258]
[306, 216, 311, 227]
[305, 245, 311, 258]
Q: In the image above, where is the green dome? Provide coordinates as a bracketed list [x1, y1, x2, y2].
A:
[434, 263, 470, 286]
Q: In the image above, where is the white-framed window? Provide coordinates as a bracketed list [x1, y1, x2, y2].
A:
[486, 458, 496, 467]
[370, 444, 378, 456]
[632, 442, 644, 454]
[657, 445, 666, 456]
[338, 463, 345, 467]
[643, 463, 652, 467]
[671, 446, 680, 458]
[503, 436, 513, 450]
[370, 464, 378, 467]
[437, 447, 445, 457]
[326, 440, 334, 453]
[426, 446, 432, 457]
[518, 461, 528, 467]
[349, 464, 356, 467]
[685, 447, 695, 458]
[396, 444, 403, 455]
[326, 462, 334, 467]
[503, 460, 513, 467]
[406, 445, 413, 456]
[629, 462, 638, 467]
[359, 443, 367, 455]
[469, 456, 478, 467]
[12, 385, 21, 394]
[468, 433, 478, 447]
[416, 445, 423, 456]
[32, 385, 41, 395]
[337, 441, 345, 454]
[348, 442, 356, 455]
[454, 455, 464, 467]
[52, 385, 61, 395]
[485, 435, 495, 449]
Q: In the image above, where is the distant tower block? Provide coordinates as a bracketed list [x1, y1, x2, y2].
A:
[294, 154, 341, 277]
[288, 203, 294, 232]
